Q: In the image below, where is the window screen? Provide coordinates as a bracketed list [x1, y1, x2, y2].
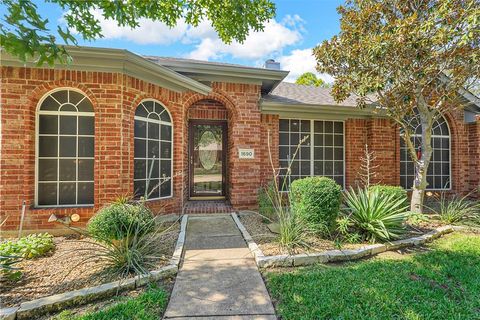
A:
[400, 111, 451, 190]
[134, 100, 173, 199]
[279, 119, 344, 189]
[37, 89, 94, 206]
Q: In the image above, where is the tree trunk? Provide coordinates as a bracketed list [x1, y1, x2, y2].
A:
[410, 105, 434, 213]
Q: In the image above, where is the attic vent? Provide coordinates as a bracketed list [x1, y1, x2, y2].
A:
[264, 59, 280, 70]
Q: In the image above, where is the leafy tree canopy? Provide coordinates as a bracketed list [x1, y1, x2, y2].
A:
[0, 0, 276, 65]
[314, 0, 479, 212]
[295, 72, 330, 87]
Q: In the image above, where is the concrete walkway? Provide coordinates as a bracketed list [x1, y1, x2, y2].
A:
[163, 214, 276, 320]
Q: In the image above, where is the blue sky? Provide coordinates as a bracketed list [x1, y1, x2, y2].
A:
[2, 0, 344, 82]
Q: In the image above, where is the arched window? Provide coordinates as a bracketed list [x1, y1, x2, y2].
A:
[400, 110, 451, 190]
[134, 100, 173, 199]
[36, 89, 94, 206]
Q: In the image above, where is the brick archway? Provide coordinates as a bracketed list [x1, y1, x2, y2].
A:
[182, 90, 239, 122]
[183, 93, 236, 203]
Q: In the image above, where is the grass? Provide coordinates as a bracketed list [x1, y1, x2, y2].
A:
[266, 233, 480, 320]
[53, 286, 169, 320]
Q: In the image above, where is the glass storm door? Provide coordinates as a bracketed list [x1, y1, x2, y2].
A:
[189, 121, 227, 198]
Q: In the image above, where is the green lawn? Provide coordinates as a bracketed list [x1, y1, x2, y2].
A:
[53, 286, 169, 320]
[266, 233, 480, 320]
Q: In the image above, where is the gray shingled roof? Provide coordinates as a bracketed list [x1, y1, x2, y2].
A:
[264, 82, 359, 107]
[144, 55, 261, 69]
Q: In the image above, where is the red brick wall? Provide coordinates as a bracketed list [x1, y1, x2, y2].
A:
[345, 119, 368, 187]
[259, 114, 279, 186]
[0, 67, 264, 233]
[0, 67, 190, 234]
[366, 118, 400, 186]
[1, 65, 479, 234]
[467, 116, 480, 197]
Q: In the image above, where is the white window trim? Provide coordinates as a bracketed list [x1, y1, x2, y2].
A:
[279, 118, 346, 189]
[133, 99, 174, 200]
[35, 88, 95, 208]
[400, 115, 452, 191]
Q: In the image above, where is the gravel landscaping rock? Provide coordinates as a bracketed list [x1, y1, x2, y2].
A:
[0, 223, 180, 308]
[239, 211, 441, 257]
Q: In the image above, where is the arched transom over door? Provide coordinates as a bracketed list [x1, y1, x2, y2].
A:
[36, 89, 95, 207]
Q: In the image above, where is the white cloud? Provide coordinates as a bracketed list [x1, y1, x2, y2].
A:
[277, 48, 334, 83]
[86, 10, 188, 45]
[70, 10, 304, 60]
[186, 15, 303, 60]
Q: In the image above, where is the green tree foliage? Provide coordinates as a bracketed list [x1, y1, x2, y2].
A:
[295, 72, 329, 87]
[314, 0, 480, 213]
[0, 0, 276, 65]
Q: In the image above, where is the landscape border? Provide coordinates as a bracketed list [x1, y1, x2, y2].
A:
[0, 214, 189, 320]
[231, 212, 454, 268]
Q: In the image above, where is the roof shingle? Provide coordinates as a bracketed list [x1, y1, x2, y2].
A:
[264, 82, 358, 107]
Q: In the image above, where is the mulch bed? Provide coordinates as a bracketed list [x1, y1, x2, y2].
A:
[239, 212, 443, 256]
[0, 222, 180, 308]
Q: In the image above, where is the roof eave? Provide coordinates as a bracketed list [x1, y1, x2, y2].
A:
[0, 46, 212, 95]
[260, 100, 384, 119]
[153, 59, 289, 93]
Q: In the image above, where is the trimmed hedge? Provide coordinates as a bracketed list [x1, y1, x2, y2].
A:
[290, 177, 342, 233]
[87, 203, 155, 241]
[369, 185, 408, 206]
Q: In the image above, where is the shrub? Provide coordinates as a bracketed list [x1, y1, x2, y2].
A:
[87, 203, 155, 241]
[369, 185, 408, 206]
[0, 232, 54, 280]
[343, 187, 409, 242]
[0, 233, 54, 259]
[290, 177, 342, 234]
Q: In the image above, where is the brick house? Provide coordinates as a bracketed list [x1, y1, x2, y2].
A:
[1, 46, 479, 235]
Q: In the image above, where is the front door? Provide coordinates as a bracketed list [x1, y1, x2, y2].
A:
[189, 120, 227, 198]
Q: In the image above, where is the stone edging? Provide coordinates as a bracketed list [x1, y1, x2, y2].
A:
[0, 214, 189, 320]
[231, 212, 454, 268]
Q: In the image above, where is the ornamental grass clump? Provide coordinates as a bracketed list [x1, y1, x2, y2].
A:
[436, 193, 480, 225]
[342, 187, 409, 242]
[77, 201, 175, 278]
[262, 130, 313, 252]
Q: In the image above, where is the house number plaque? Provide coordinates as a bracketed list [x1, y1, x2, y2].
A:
[238, 148, 254, 159]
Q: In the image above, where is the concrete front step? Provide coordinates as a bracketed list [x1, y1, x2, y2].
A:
[184, 200, 235, 214]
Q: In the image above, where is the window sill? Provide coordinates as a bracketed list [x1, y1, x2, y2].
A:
[31, 205, 94, 210]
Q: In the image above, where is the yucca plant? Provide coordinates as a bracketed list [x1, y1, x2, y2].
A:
[437, 193, 480, 224]
[69, 217, 178, 279]
[343, 187, 410, 242]
[263, 130, 313, 252]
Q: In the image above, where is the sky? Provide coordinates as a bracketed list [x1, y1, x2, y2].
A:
[1, 0, 345, 82]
